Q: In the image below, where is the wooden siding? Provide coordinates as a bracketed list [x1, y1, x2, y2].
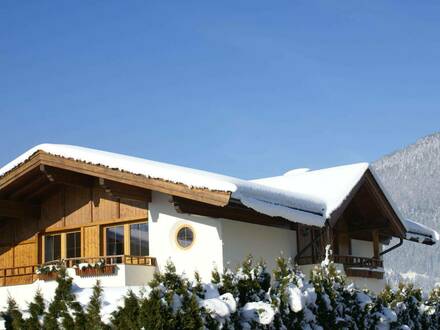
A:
[0, 184, 148, 273]
[83, 225, 100, 257]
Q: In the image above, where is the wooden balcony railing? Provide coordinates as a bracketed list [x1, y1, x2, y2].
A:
[0, 265, 39, 287]
[45, 255, 157, 268]
[0, 255, 157, 287]
[297, 255, 383, 269]
[332, 255, 383, 269]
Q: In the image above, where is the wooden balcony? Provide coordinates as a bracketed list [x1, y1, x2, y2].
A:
[297, 255, 384, 279]
[0, 255, 157, 287]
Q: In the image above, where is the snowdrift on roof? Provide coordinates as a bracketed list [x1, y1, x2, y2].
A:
[0, 144, 326, 226]
[404, 219, 439, 244]
[253, 163, 369, 218]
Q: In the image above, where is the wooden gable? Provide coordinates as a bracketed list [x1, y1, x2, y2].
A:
[329, 169, 406, 240]
[0, 150, 231, 208]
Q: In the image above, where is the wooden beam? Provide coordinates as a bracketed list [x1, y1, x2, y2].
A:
[173, 196, 297, 230]
[39, 165, 93, 188]
[0, 152, 42, 191]
[98, 178, 151, 202]
[24, 184, 56, 202]
[0, 200, 40, 219]
[372, 229, 380, 258]
[8, 175, 48, 200]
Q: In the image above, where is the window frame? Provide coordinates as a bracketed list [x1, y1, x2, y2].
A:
[42, 230, 81, 263]
[66, 231, 82, 259]
[104, 224, 125, 257]
[43, 233, 62, 263]
[129, 222, 149, 257]
[175, 224, 195, 250]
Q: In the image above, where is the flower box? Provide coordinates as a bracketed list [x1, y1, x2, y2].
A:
[75, 265, 116, 277]
[37, 272, 58, 281]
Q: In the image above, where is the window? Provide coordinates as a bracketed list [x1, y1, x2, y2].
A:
[66, 232, 81, 259]
[130, 223, 149, 256]
[176, 226, 194, 249]
[106, 226, 124, 256]
[44, 234, 61, 262]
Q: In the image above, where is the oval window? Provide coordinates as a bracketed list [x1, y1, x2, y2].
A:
[176, 226, 194, 249]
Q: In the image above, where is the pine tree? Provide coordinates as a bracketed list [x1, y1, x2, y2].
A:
[85, 280, 106, 330]
[24, 289, 45, 330]
[43, 266, 78, 330]
[112, 290, 141, 330]
[175, 288, 204, 330]
[139, 287, 174, 330]
[309, 246, 344, 328]
[271, 257, 307, 330]
[387, 283, 424, 329]
[192, 272, 205, 299]
[72, 300, 88, 330]
[423, 284, 440, 329]
[1, 296, 24, 330]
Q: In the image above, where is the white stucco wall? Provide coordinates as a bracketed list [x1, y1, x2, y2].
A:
[351, 239, 374, 257]
[148, 192, 298, 280]
[148, 192, 224, 281]
[124, 265, 156, 286]
[222, 219, 297, 273]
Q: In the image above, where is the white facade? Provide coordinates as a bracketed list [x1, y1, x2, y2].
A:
[351, 239, 374, 257]
[148, 192, 224, 281]
[148, 192, 298, 281]
[222, 219, 297, 272]
[147, 192, 386, 292]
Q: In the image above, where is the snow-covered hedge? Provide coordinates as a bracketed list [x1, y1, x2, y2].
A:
[2, 250, 440, 329]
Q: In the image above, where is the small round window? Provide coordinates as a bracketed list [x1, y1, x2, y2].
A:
[176, 226, 194, 249]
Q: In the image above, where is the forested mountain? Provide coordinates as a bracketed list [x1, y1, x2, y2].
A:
[373, 132, 440, 290]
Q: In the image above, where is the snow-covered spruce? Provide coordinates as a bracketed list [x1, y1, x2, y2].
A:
[2, 253, 440, 329]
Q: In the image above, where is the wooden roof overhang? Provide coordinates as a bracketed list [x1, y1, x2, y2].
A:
[0, 151, 409, 241]
[173, 196, 298, 230]
[327, 169, 407, 242]
[0, 151, 231, 220]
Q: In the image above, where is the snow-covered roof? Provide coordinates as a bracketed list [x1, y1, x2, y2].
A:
[252, 163, 369, 219]
[0, 144, 326, 227]
[254, 166, 439, 245]
[404, 219, 440, 245]
[1, 144, 438, 243]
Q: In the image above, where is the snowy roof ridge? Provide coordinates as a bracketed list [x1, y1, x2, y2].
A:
[0, 144, 326, 226]
[252, 162, 370, 219]
[403, 219, 440, 244]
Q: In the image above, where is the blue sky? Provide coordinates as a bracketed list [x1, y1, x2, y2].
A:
[1, 1, 439, 178]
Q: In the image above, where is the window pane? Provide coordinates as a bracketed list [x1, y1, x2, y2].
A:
[130, 223, 149, 256]
[177, 227, 194, 248]
[66, 232, 81, 259]
[106, 226, 124, 256]
[45, 234, 61, 262]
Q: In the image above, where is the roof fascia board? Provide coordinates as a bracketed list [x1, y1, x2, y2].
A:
[0, 151, 231, 207]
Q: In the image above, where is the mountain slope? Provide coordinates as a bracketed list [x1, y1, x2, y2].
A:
[372, 132, 440, 290]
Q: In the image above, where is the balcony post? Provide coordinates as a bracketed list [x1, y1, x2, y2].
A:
[372, 230, 380, 259]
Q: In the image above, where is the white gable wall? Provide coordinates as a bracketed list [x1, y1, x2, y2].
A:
[148, 191, 298, 281]
[222, 219, 297, 272]
[351, 239, 374, 257]
[148, 191, 224, 281]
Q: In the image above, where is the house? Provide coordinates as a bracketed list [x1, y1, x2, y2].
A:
[0, 144, 438, 292]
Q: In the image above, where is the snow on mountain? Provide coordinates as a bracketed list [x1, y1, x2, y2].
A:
[372, 132, 440, 290]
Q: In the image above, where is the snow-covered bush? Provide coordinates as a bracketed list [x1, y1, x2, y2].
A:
[3, 250, 440, 329]
[35, 263, 61, 275]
